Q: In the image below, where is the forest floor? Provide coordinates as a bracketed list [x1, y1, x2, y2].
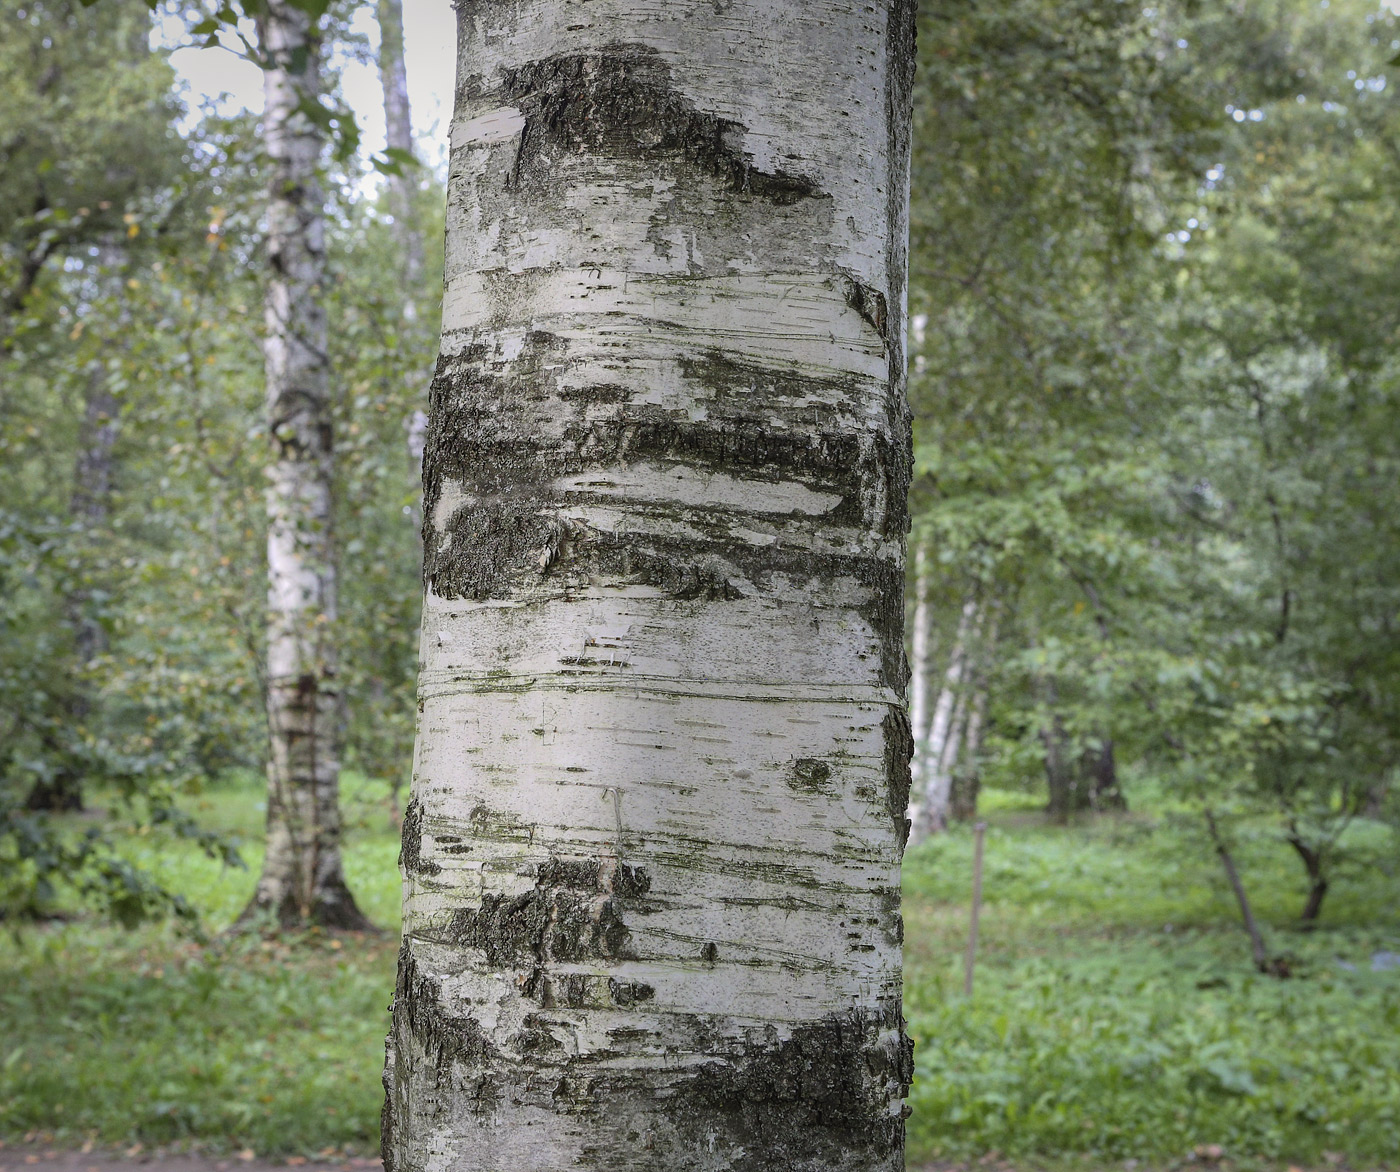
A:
[1, 776, 1397, 1169]
[1, 1144, 1393, 1172]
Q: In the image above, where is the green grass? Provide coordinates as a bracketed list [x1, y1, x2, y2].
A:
[0, 772, 401, 1157]
[1, 778, 1398, 1165]
[903, 811, 1400, 1167]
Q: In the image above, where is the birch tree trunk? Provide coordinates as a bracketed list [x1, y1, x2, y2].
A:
[936, 686, 969, 792]
[949, 683, 988, 823]
[242, 2, 369, 931]
[376, 0, 424, 309]
[916, 594, 978, 838]
[908, 542, 932, 827]
[949, 608, 996, 824]
[382, 3, 916, 1168]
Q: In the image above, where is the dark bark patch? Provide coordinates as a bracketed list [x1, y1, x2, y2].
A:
[608, 978, 656, 1007]
[883, 707, 913, 850]
[398, 799, 441, 877]
[494, 45, 823, 206]
[565, 406, 862, 490]
[394, 947, 493, 1068]
[671, 1008, 912, 1169]
[445, 855, 640, 982]
[427, 497, 556, 601]
[789, 757, 834, 793]
[512, 1014, 567, 1056]
[537, 856, 603, 889]
[614, 863, 651, 899]
[839, 271, 889, 343]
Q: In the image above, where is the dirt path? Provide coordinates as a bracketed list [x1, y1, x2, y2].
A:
[0, 1145, 377, 1172]
[3, 1145, 1389, 1172]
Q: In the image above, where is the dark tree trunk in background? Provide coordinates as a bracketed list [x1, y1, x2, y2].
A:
[1082, 737, 1126, 811]
[1206, 809, 1276, 973]
[1043, 713, 1125, 819]
[1287, 831, 1329, 925]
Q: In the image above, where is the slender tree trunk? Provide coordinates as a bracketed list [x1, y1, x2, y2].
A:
[1083, 737, 1126, 811]
[242, 2, 369, 931]
[908, 543, 932, 827]
[1205, 809, 1273, 973]
[1042, 717, 1075, 820]
[938, 686, 969, 781]
[376, 0, 423, 312]
[1286, 830, 1329, 925]
[382, 4, 916, 1168]
[918, 595, 977, 838]
[1039, 673, 1090, 822]
[949, 684, 987, 823]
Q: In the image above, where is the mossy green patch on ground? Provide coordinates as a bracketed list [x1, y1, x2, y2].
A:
[1, 779, 1397, 1165]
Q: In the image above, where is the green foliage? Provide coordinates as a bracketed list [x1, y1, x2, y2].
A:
[0, 0, 183, 321]
[3, 784, 1395, 1163]
[0, 0, 438, 926]
[908, 0, 1400, 920]
[903, 807, 1400, 1166]
[0, 772, 399, 1155]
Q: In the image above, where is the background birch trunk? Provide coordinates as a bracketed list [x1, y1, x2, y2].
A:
[376, 0, 423, 313]
[949, 607, 997, 823]
[242, 1, 369, 931]
[382, 2, 916, 1167]
[916, 594, 978, 838]
[949, 683, 989, 822]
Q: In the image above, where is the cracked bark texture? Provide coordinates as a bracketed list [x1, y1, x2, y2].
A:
[243, 1, 368, 931]
[383, 2, 915, 1168]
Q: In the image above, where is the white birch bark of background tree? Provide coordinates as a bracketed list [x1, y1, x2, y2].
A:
[242, 1, 369, 930]
[916, 594, 978, 838]
[382, 1, 916, 1167]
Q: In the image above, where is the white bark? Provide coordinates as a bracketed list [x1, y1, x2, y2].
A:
[947, 608, 996, 823]
[383, 2, 916, 1168]
[938, 686, 970, 787]
[916, 595, 979, 838]
[244, 2, 367, 930]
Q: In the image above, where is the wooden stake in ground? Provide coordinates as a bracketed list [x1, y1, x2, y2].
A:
[965, 820, 987, 996]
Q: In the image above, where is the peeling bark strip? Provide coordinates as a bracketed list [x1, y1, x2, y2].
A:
[385, 3, 915, 1168]
[242, 2, 368, 931]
